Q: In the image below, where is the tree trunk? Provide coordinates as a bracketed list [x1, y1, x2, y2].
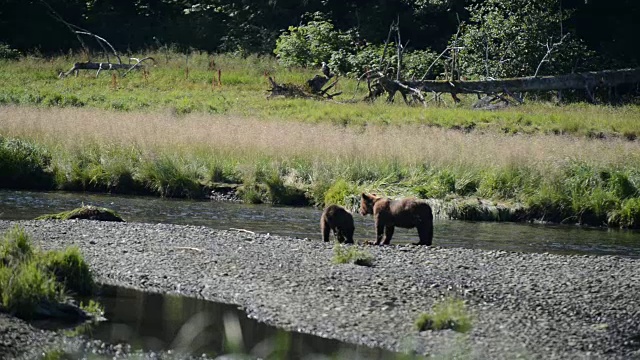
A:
[408, 68, 640, 95]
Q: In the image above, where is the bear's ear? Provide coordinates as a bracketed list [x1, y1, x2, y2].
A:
[361, 192, 368, 199]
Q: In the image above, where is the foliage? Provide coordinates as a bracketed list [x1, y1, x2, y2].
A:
[0, 0, 639, 69]
[324, 179, 359, 207]
[457, 0, 595, 78]
[0, 226, 34, 266]
[608, 198, 640, 229]
[42, 247, 95, 296]
[0, 261, 63, 319]
[264, 172, 309, 206]
[0, 226, 97, 320]
[402, 49, 446, 80]
[0, 136, 54, 190]
[0, 43, 20, 60]
[332, 243, 374, 266]
[415, 297, 472, 333]
[79, 299, 104, 318]
[136, 155, 203, 198]
[274, 14, 354, 69]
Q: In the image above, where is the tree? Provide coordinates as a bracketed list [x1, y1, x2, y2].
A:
[274, 13, 354, 68]
[457, 0, 594, 79]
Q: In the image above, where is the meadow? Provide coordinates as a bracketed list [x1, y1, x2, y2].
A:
[1, 52, 640, 228]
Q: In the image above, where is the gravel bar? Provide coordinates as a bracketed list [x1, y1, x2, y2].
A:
[1, 219, 639, 359]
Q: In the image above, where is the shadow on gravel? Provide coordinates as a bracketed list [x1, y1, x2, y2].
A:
[40, 285, 417, 359]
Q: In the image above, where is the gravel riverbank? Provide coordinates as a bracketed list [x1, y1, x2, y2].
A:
[1, 219, 639, 359]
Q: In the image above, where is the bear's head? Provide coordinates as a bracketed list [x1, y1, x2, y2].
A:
[360, 193, 379, 216]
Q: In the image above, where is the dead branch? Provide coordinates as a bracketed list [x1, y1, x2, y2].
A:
[59, 57, 156, 78]
[534, 33, 569, 77]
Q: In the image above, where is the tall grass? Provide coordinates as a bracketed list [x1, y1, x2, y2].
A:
[0, 226, 97, 319]
[0, 136, 55, 189]
[2, 106, 640, 227]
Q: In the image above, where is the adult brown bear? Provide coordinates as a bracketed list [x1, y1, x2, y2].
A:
[360, 193, 433, 245]
[320, 204, 355, 244]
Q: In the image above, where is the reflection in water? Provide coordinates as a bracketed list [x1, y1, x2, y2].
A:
[85, 285, 401, 359]
[1, 190, 639, 257]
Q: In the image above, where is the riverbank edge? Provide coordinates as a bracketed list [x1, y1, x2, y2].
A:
[1, 219, 639, 359]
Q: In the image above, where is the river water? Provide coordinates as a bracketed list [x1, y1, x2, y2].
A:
[81, 285, 400, 359]
[4, 189, 639, 358]
[1, 190, 639, 257]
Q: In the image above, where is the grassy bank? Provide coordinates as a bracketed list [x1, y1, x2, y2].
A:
[1, 52, 640, 138]
[0, 226, 97, 320]
[2, 106, 640, 228]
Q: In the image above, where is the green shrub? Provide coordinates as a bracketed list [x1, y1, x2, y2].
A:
[274, 13, 353, 68]
[42, 247, 94, 296]
[264, 172, 309, 206]
[415, 170, 456, 199]
[238, 184, 264, 204]
[0, 261, 63, 319]
[332, 243, 374, 267]
[0, 137, 54, 190]
[415, 297, 472, 333]
[79, 299, 104, 318]
[478, 166, 535, 200]
[0, 226, 33, 266]
[403, 49, 446, 80]
[136, 155, 202, 197]
[0, 226, 97, 320]
[324, 179, 358, 207]
[608, 197, 640, 229]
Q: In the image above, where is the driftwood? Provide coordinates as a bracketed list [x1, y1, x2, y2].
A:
[59, 57, 156, 78]
[365, 68, 640, 105]
[408, 68, 640, 96]
[268, 75, 342, 100]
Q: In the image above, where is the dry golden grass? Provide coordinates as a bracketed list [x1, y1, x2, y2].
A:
[2, 105, 639, 172]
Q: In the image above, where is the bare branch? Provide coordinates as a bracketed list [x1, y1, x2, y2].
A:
[534, 33, 569, 77]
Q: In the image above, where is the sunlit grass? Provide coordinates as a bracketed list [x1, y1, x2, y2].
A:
[2, 105, 640, 226]
[2, 51, 640, 226]
[1, 52, 639, 138]
[0, 226, 98, 320]
[415, 297, 472, 333]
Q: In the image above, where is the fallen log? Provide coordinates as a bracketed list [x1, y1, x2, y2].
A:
[409, 68, 640, 96]
[268, 76, 342, 100]
[59, 57, 156, 78]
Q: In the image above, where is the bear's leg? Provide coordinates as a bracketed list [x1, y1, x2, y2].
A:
[321, 220, 331, 242]
[383, 225, 395, 245]
[416, 222, 433, 246]
[336, 229, 345, 243]
[374, 219, 385, 245]
[344, 226, 354, 244]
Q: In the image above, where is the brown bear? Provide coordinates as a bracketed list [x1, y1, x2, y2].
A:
[359, 193, 433, 245]
[320, 204, 355, 244]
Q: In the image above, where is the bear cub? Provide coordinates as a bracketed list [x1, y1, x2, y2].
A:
[320, 204, 355, 244]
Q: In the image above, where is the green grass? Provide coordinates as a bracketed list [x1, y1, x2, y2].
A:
[2, 52, 640, 228]
[332, 243, 374, 266]
[41, 247, 95, 296]
[1, 52, 640, 138]
[0, 226, 98, 319]
[415, 297, 472, 333]
[0, 136, 55, 190]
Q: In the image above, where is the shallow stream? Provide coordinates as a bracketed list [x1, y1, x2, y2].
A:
[1, 190, 638, 257]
